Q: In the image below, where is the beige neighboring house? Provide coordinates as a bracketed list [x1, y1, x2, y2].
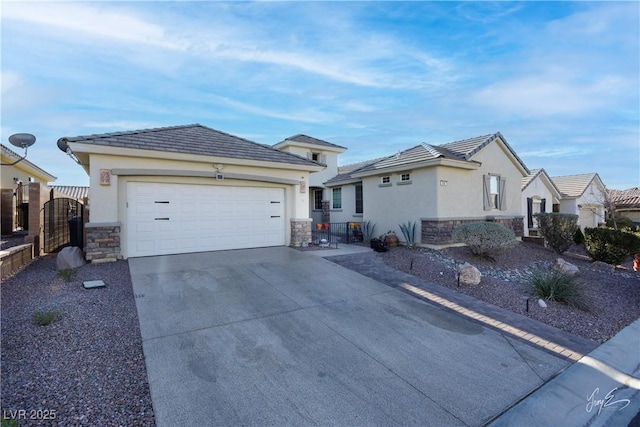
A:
[325, 133, 529, 246]
[551, 173, 607, 231]
[608, 187, 640, 224]
[1, 144, 56, 236]
[59, 124, 324, 261]
[521, 168, 562, 237]
[272, 135, 346, 225]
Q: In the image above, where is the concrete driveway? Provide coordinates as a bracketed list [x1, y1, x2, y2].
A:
[129, 247, 568, 427]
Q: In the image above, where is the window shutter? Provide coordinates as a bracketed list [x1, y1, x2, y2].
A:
[540, 198, 546, 213]
[527, 198, 533, 228]
[499, 177, 507, 211]
[307, 152, 313, 159]
[320, 154, 327, 163]
[483, 175, 491, 211]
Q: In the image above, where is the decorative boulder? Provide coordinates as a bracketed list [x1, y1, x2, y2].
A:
[457, 262, 481, 285]
[56, 246, 86, 270]
[538, 299, 548, 308]
[589, 260, 615, 273]
[553, 258, 579, 276]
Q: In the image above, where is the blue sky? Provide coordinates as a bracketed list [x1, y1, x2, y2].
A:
[2, 1, 638, 189]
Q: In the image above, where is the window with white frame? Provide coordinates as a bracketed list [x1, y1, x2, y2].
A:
[381, 176, 390, 184]
[401, 173, 411, 181]
[332, 187, 342, 209]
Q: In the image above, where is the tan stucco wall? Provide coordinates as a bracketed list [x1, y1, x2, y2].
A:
[1, 163, 52, 189]
[328, 183, 363, 224]
[280, 146, 339, 188]
[362, 168, 438, 242]
[86, 153, 311, 257]
[437, 141, 524, 218]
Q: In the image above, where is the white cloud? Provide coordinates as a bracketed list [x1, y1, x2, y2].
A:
[2, 2, 185, 50]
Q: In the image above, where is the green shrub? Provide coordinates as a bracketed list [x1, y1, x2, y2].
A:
[56, 268, 76, 282]
[451, 222, 517, 258]
[527, 269, 590, 311]
[584, 227, 640, 265]
[32, 310, 62, 326]
[606, 215, 635, 231]
[534, 212, 579, 254]
[573, 228, 585, 245]
[398, 221, 417, 249]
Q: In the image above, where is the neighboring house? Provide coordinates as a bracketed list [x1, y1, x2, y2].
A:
[521, 168, 562, 237]
[551, 173, 607, 231]
[608, 187, 640, 225]
[1, 144, 56, 235]
[59, 124, 323, 261]
[325, 133, 529, 245]
[273, 135, 346, 225]
[49, 185, 89, 203]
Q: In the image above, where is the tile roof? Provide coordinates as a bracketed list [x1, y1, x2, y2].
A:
[277, 134, 347, 150]
[324, 157, 386, 185]
[609, 187, 640, 207]
[61, 124, 321, 167]
[1, 144, 57, 181]
[550, 173, 599, 198]
[521, 168, 542, 190]
[50, 185, 89, 201]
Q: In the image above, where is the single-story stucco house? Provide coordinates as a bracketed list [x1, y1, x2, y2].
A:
[58, 124, 324, 261]
[550, 173, 607, 231]
[520, 168, 562, 237]
[322, 132, 529, 245]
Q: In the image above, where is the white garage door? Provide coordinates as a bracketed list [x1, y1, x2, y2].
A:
[127, 182, 285, 257]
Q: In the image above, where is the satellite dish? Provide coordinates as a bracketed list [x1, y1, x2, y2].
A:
[8, 133, 36, 149]
[57, 137, 69, 153]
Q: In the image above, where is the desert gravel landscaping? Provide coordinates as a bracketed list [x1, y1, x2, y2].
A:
[1, 255, 155, 426]
[382, 241, 640, 343]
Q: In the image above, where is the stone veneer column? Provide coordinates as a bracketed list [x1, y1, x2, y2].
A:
[290, 219, 312, 247]
[24, 183, 43, 255]
[85, 222, 122, 262]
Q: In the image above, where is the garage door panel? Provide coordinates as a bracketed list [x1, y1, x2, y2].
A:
[127, 183, 285, 257]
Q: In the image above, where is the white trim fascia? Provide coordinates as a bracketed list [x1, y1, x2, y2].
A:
[351, 158, 479, 178]
[273, 140, 346, 154]
[68, 142, 325, 172]
[110, 169, 301, 185]
[1, 146, 57, 182]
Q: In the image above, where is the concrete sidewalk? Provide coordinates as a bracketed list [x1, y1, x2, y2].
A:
[489, 318, 640, 426]
[129, 247, 571, 427]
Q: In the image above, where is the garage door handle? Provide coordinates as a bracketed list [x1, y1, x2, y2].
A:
[155, 217, 170, 221]
[154, 201, 170, 204]
[270, 215, 280, 218]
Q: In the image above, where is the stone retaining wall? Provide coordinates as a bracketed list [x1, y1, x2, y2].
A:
[85, 222, 122, 263]
[421, 216, 524, 245]
[0, 243, 34, 279]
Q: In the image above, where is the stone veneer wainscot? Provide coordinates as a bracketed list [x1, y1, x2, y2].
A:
[85, 222, 122, 262]
[290, 219, 312, 248]
[421, 216, 524, 245]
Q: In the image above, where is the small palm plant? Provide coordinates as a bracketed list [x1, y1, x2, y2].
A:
[362, 221, 376, 243]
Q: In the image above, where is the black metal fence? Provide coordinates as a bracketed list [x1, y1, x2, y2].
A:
[311, 222, 363, 246]
[43, 198, 84, 253]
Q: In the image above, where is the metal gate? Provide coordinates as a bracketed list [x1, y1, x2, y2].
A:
[42, 198, 84, 253]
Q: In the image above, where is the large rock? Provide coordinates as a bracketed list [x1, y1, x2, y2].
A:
[56, 246, 86, 270]
[553, 258, 579, 276]
[457, 262, 481, 285]
[589, 260, 615, 273]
